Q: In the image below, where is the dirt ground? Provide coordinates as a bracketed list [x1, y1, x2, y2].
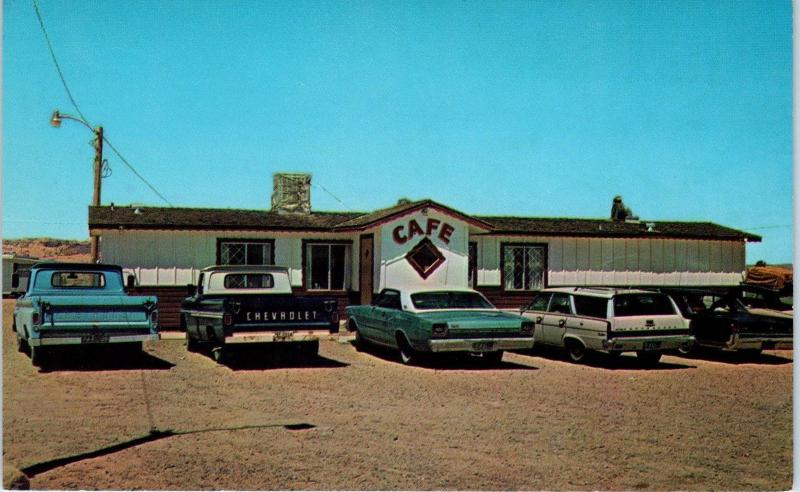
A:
[2, 299, 792, 491]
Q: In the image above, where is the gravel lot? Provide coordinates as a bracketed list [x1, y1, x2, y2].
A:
[2, 299, 792, 490]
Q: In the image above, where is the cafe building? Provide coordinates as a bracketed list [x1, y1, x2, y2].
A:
[88, 174, 760, 329]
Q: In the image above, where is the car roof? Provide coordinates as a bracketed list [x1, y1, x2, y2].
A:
[540, 287, 660, 298]
[200, 265, 289, 273]
[384, 286, 482, 295]
[31, 262, 123, 272]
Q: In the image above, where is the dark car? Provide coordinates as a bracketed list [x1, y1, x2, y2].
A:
[664, 288, 792, 355]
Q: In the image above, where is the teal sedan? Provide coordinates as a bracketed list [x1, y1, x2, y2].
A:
[346, 288, 534, 365]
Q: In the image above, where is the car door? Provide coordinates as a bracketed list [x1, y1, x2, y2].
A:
[521, 293, 552, 345]
[373, 290, 404, 346]
[359, 289, 401, 345]
[541, 293, 572, 345]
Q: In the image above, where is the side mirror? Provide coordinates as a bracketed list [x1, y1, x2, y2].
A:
[11, 273, 19, 289]
[187, 284, 197, 297]
[126, 274, 136, 289]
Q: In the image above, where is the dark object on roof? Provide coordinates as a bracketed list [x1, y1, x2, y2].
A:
[88, 203, 761, 242]
[610, 195, 638, 222]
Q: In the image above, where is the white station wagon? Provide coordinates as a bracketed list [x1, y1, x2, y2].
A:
[519, 287, 693, 364]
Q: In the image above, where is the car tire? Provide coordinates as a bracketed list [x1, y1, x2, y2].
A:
[212, 347, 225, 364]
[301, 340, 320, 357]
[482, 350, 504, 365]
[565, 339, 587, 363]
[16, 334, 28, 353]
[186, 331, 199, 352]
[30, 346, 46, 367]
[677, 344, 695, 356]
[397, 334, 419, 365]
[636, 351, 662, 366]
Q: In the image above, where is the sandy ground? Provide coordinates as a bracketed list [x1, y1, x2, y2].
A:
[2, 299, 792, 490]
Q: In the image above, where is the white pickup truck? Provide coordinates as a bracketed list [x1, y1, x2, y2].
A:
[180, 265, 339, 362]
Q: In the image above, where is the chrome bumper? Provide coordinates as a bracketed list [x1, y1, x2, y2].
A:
[428, 337, 534, 353]
[30, 334, 160, 347]
[727, 335, 793, 351]
[603, 335, 694, 352]
[224, 330, 330, 344]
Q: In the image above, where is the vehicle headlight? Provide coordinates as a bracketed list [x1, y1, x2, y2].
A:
[521, 322, 534, 335]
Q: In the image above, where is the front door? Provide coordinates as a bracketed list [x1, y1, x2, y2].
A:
[359, 234, 374, 305]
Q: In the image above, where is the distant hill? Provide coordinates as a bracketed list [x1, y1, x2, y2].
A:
[3, 238, 91, 263]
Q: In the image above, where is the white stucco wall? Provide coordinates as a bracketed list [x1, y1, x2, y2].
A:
[98, 229, 358, 287]
[474, 235, 747, 287]
[376, 209, 471, 291]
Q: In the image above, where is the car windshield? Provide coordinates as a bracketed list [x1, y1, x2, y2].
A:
[411, 291, 494, 310]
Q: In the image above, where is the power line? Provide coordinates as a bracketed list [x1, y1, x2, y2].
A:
[32, 0, 172, 206]
[32, 0, 88, 124]
[742, 225, 793, 230]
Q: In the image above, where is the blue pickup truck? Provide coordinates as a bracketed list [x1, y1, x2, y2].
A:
[12, 263, 160, 367]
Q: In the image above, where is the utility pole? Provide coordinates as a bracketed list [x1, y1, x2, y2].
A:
[90, 126, 104, 263]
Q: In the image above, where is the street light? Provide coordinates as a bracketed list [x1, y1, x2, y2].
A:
[51, 109, 104, 262]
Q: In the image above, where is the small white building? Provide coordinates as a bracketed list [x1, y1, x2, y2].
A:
[2, 253, 39, 296]
[89, 175, 760, 328]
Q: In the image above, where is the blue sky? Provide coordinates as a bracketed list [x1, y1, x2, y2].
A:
[3, 0, 793, 263]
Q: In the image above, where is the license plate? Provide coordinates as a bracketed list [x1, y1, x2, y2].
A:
[81, 334, 109, 344]
[642, 341, 661, 351]
[472, 341, 495, 352]
[274, 331, 294, 341]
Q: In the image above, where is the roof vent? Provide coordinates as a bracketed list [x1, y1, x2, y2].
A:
[272, 173, 311, 215]
[646, 222, 656, 232]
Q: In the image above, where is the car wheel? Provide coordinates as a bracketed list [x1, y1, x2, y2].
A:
[30, 346, 46, 367]
[397, 334, 419, 365]
[482, 350, 504, 365]
[300, 340, 319, 357]
[186, 331, 199, 352]
[16, 334, 28, 353]
[212, 347, 225, 364]
[565, 339, 587, 363]
[636, 351, 662, 366]
[353, 328, 366, 351]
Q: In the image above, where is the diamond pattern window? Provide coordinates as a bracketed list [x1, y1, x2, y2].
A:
[406, 238, 446, 279]
[219, 241, 273, 266]
[503, 244, 546, 291]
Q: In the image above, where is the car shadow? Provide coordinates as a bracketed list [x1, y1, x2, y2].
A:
[671, 347, 793, 365]
[194, 344, 350, 370]
[352, 341, 538, 371]
[513, 345, 695, 371]
[36, 346, 174, 372]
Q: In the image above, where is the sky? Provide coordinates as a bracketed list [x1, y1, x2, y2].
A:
[2, 0, 793, 263]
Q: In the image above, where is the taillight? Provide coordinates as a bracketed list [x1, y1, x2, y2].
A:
[521, 322, 534, 335]
[330, 311, 339, 323]
[432, 323, 448, 338]
[150, 310, 159, 327]
[730, 321, 738, 334]
[223, 313, 233, 326]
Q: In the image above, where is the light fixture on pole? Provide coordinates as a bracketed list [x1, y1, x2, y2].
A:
[50, 109, 104, 262]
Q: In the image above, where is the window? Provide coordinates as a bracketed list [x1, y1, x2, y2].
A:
[547, 293, 572, 314]
[411, 291, 495, 310]
[375, 290, 402, 310]
[503, 244, 546, 291]
[223, 274, 274, 289]
[306, 242, 351, 290]
[527, 293, 551, 312]
[573, 295, 608, 319]
[51, 271, 105, 288]
[218, 240, 274, 266]
[613, 294, 676, 317]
